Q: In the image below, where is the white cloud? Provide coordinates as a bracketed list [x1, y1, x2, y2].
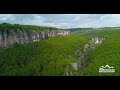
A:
[0, 14, 13, 20]
[1, 14, 120, 28]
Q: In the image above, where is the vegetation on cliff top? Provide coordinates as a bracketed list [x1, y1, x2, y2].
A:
[0, 23, 59, 31]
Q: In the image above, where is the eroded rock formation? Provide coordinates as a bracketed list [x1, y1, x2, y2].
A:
[72, 37, 105, 70]
[0, 29, 70, 49]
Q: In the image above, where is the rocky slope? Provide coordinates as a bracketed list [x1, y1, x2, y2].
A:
[0, 29, 70, 49]
[72, 37, 105, 71]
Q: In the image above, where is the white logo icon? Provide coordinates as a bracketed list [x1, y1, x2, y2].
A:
[99, 65, 115, 73]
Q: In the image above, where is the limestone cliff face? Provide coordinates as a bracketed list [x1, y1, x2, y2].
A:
[0, 29, 70, 49]
[77, 37, 105, 70]
[72, 37, 105, 71]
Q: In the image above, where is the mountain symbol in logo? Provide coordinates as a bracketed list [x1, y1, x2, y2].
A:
[100, 65, 114, 69]
[99, 64, 115, 73]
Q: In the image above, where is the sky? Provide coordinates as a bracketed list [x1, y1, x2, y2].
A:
[0, 14, 120, 29]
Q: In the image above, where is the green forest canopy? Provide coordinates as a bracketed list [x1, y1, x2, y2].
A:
[0, 23, 59, 31]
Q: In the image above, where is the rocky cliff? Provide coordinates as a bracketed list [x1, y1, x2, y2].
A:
[0, 29, 70, 49]
[72, 37, 105, 71]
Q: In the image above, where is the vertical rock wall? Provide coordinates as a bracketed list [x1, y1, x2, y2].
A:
[0, 29, 70, 49]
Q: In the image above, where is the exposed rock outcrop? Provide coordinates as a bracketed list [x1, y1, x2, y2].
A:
[72, 37, 105, 70]
[0, 29, 70, 49]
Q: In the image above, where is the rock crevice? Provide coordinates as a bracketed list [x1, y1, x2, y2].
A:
[72, 37, 105, 70]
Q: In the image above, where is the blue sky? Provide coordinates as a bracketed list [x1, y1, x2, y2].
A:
[0, 14, 120, 28]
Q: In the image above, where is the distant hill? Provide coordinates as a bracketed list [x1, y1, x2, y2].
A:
[68, 27, 120, 32]
[67, 28, 94, 32]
